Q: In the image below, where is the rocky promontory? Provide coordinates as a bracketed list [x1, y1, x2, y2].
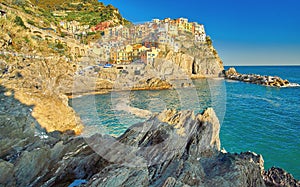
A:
[1, 87, 299, 187]
[225, 67, 299, 88]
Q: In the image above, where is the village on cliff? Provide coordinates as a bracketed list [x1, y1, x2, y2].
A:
[59, 17, 208, 65]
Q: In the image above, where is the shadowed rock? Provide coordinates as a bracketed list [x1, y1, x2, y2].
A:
[263, 167, 300, 187]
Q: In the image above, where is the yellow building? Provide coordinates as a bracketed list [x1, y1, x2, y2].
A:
[110, 49, 133, 64]
[125, 45, 133, 53]
[146, 47, 160, 63]
[110, 49, 118, 64]
[176, 18, 188, 31]
[184, 22, 194, 33]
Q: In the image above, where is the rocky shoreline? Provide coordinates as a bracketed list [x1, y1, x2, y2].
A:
[225, 67, 299, 88]
[1, 88, 299, 187]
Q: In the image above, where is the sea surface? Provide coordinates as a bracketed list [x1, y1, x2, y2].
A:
[70, 66, 300, 179]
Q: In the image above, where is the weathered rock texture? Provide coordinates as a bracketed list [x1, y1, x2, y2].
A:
[160, 45, 224, 79]
[1, 87, 299, 187]
[263, 167, 300, 187]
[0, 56, 83, 134]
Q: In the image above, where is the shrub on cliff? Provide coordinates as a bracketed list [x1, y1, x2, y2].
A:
[206, 36, 212, 46]
[14, 16, 26, 29]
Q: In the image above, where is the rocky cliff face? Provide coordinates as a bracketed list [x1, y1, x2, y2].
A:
[0, 3, 84, 134]
[155, 34, 224, 78]
[0, 55, 83, 134]
[1, 89, 298, 187]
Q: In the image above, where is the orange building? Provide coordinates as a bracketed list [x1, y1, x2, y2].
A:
[92, 21, 112, 32]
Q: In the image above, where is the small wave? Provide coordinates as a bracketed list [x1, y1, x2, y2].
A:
[285, 83, 300, 88]
[115, 103, 152, 118]
[225, 80, 240, 83]
[231, 94, 281, 107]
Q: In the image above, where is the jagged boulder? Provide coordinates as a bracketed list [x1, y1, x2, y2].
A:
[263, 167, 300, 187]
[84, 109, 265, 187]
[225, 67, 237, 76]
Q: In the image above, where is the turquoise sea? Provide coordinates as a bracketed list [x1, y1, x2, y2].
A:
[71, 66, 300, 179]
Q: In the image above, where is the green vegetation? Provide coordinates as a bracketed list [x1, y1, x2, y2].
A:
[14, 16, 26, 29]
[60, 32, 68, 38]
[32, 0, 130, 26]
[33, 0, 103, 11]
[23, 36, 30, 43]
[55, 43, 64, 50]
[12, 0, 26, 6]
[87, 32, 96, 36]
[64, 8, 125, 26]
[48, 42, 66, 54]
[27, 19, 36, 26]
[206, 36, 212, 46]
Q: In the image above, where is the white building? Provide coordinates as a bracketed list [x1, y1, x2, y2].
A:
[195, 33, 207, 42]
[168, 24, 178, 36]
[152, 19, 160, 24]
[193, 23, 206, 34]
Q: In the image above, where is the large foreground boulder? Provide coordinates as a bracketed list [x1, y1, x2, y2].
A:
[85, 109, 266, 187]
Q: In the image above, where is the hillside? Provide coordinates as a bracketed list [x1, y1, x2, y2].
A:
[31, 0, 131, 26]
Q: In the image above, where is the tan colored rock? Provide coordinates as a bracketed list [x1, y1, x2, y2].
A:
[198, 108, 221, 152]
[14, 91, 83, 134]
[225, 67, 237, 76]
[1, 56, 84, 134]
[161, 47, 223, 78]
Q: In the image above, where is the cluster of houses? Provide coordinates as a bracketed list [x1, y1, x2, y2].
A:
[110, 43, 160, 64]
[59, 20, 90, 38]
[55, 17, 208, 64]
[95, 18, 207, 42]
[93, 41, 160, 64]
[91, 18, 207, 64]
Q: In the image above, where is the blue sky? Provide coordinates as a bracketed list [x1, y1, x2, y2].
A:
[100, 0, 300, 65]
